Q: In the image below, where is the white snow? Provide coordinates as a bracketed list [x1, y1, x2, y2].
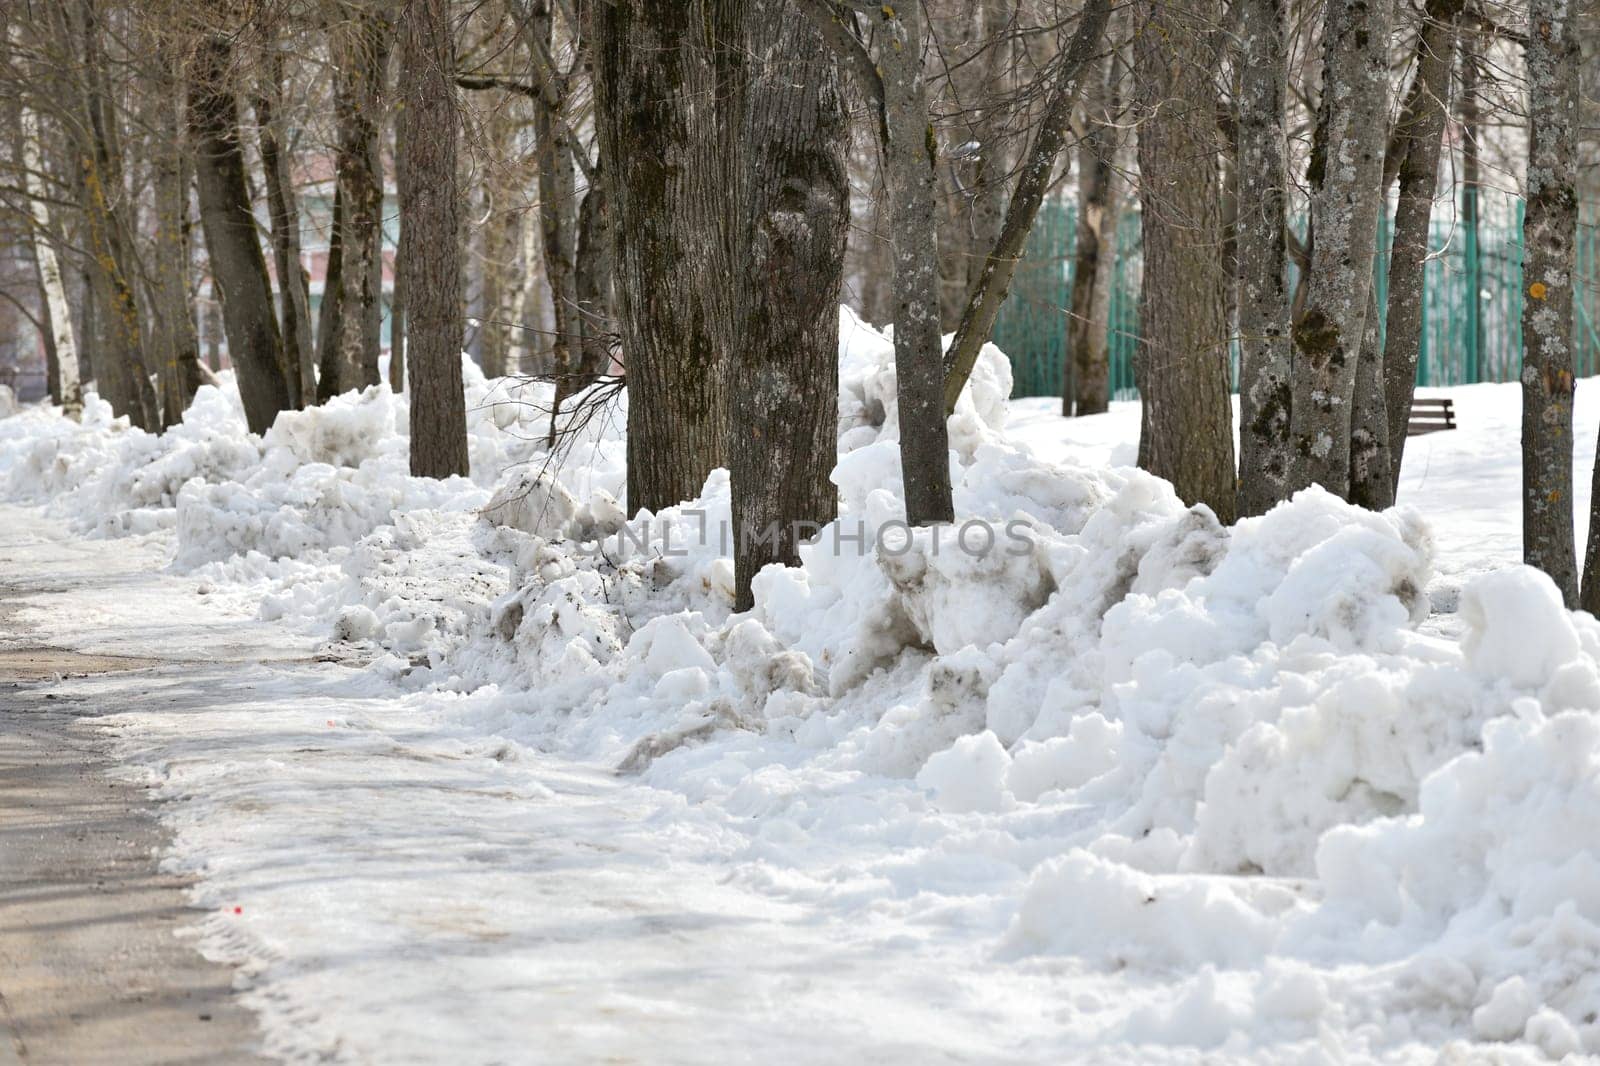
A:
[5, 322, 1600, 1064]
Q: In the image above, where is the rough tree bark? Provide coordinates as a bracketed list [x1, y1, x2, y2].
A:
[189, 31, 293, 434]
[1285, 0, 1394, 498]
[1382, 0, 1462, 492]
[1065, 49, 1119, 418]
[1132, 0, 1236, 523]
[593, 2, 726, 514]
[727, 0, 850, 611]
[939, 0, 1111, 416]
[1519, 0, 1580, 605]
[574, 184, 613, 382]
[331, 3, 394, 392]
[254, 57, 318, 406]
[397, 0, 469, 478]
[1234, 0, 1292, 516]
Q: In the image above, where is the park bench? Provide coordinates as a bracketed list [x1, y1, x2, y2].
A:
[1407, 397, 1456, 436]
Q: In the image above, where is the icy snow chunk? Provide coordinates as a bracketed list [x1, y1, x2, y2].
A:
[916, 730, 1013, 813]
[1472, 976, 1537, 1042]
[1460, 566, 1581, 687]
[1005, 714, 1123, 801]
[333, 605, 380, 642]
[264, 384, 401, 468]
[632, 615, 717, 678]
[481, 470, 578, 538]
[1005, 851, 1280, 967]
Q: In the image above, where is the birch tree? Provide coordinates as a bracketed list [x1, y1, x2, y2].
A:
[12, 32, 81, 416]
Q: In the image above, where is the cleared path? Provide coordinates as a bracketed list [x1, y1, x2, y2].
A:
[0, 609, 271, 1063]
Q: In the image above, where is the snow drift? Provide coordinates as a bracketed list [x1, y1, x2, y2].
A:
[4, 310, 1599, 1060]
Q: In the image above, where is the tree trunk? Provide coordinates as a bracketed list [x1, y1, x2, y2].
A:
[317, 185, 346, 400]
[1348, 284, 1393, 507]
[876, 3, 954, 524]
[1065, 49, 1119, 418]
[1132, 0, 1236, 523]
[1234, 0, 1292, 516]
[728, 0, 850, 611]
[398, 0, 469, 478]
[73, 0, 157, 429]
[1383, 0, 1462, 492]
[1521, 0, 1580, 606]
[390, 202, 407, 392]
[574, 184, 613, 381]
[593, 1, 727, 514]
[151, 39, 203, 426]
[332, 4, 393, 393]
[30, 249, 63, 407]
[1285, 0, 1394, 498]
[531, 1, 580, 388]
[13, 39, 82, 416]
[255, 58, 317, 406]
[189, 32, 293, 435]
[203, 296, 221, 371]
[1458, 29, 1485, 381]
[477, 106, 513, 380]
[964, 0, 1012, 300]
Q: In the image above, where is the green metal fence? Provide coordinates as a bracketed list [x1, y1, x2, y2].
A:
[995, 191, 1600, 400]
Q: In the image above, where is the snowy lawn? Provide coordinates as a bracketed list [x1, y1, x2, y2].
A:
[4, 317, 1600, 1064]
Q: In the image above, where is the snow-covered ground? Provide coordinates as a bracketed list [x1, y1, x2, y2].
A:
[4, 315, 1600, 1064]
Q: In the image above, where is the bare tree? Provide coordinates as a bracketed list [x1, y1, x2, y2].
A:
[1234, 0, 1293, 517]
[330, 2, 395, 393]
[795, 0, 955, 525]
[254, 52, 317, 406]
[72, 0, 159, 429]
[147, 25, 204, 425]
[11, 23, 81, 416]
[1382, 0, 1463, 492]
[727, 0, 850, 611]
[1520, 0, 1580, 605]
[1286, 0, 1395, 498]
[397, 0, 469, 478]
[938, 0, 1110, 417]
[1065, 46, 1121, 418]
[593, 3, 726, 514]
[189, 29, 294, 434]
